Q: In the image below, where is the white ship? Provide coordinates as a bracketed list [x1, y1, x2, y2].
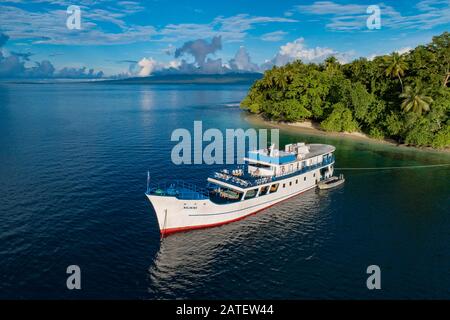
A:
[146, 142, 336, 236]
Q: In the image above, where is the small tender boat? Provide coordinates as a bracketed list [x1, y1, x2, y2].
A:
[317, 174, 345, 190]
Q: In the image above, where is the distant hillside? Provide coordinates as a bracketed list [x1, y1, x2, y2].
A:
[100, 73, 263, 85]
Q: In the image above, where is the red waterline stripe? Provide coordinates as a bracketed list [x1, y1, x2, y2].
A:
[160, 186, 314, 237]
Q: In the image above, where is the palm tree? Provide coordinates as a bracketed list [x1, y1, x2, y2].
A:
[261, 68, 275, 89]
[273, 69, 291, 90]
[383, 52, 408, 92]
[399, 82, 433, 114]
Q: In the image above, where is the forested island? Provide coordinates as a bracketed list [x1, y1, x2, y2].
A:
[241, 32, 450, 149]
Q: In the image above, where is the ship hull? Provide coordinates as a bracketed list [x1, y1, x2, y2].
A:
[147, 164, 332, 236]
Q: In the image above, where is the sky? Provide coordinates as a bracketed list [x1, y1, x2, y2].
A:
[0, 0, 449, 78]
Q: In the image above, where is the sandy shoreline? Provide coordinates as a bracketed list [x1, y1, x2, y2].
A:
[244, 113, 450, 154]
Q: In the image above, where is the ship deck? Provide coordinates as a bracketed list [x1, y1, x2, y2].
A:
[209, 154, 334, 190]
[146, 180, 210, 200]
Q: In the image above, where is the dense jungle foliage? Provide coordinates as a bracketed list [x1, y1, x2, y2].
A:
[241, 32, 450, 149]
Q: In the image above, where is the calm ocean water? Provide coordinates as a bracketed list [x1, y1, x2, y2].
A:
[0, 83, 449, 299]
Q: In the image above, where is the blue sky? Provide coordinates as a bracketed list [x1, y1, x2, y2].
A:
[0, 0, 449, 77]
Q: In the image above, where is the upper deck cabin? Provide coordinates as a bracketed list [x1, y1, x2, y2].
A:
[207, 143, 335, 191]
[244, 143, 335, 177]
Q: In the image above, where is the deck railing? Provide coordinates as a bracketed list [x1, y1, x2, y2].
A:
[147, 156, 335, 199]
[146, 180, 210, 200]
[211, 155, 335, 188]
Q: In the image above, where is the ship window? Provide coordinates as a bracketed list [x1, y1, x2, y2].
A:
[269, 184, 279, 193]
[289, 181, 292, 186]
[259, 185, 269, 196]
[296, 179, 298, 184]
[313, 173, 316, 177]
[304, 177, 306, 181]
[251, 163, 272, 169]
[209, 184, 243, 204]
[282, 183, 286, 188]
[244, 189, 258, 200]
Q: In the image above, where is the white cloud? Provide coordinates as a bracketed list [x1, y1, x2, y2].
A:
[395, 47, 413, 55]
[157, 14, 297, 43]
[261, 31, 287, 42]
[0, 4, 156, 45]
[132, 37, 357, 77]
[297, 1, 367, 15]
[137, 57, 158, 76]
[292, 0, 450, 31]
[134, 57, 183, 76]
[284, 10, 295, 17]
[294, 1, 380, 31]
[130, 42, 263, 76]
[279, 38, 334, 60]
[0, 2, 298, 45]
[214, 14, 297, 36]
[263, 37, 355, 69]
[228, 46, 260, 72]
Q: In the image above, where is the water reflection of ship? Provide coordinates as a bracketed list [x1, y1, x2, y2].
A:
[147, 189, 333, 299]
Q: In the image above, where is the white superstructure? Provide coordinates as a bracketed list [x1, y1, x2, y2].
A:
[146, 143, 336, 236]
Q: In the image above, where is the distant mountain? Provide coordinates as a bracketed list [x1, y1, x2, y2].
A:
[100, 73, 263, 85]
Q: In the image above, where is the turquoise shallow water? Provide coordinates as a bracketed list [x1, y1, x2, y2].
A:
[0, 83, 449, 299]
